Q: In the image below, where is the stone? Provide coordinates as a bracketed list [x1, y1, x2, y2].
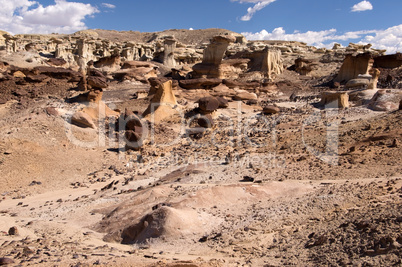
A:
[263, 105, 280, 114]
[233, 91, 258, 101]
[295, 58, 317, 76]
[87, 76, 108, 89]
[47, 58, 67, 66]
[0, 258, 14, 265]
[216, 96, 229, 108]
[367, 68, 380, 89]
[198, 96, 220, 113]
[94, 55, 120, 70]
[198, 114, 214, 128]
[320, 91, 349, 108]
[368, 89, 402, 112]
[25, 74, 49, 83]
[34, 66, 82, 82]
[45, 107, 59, 116]
[8, 226, 18, 236]
[124, 130, 143, 150]
[179, 78, 222, 90]
[13, 70, 26, 78]
[345, 78, 370, 89]
[71, 111, 96, 128]
[349, 89, 379, 106]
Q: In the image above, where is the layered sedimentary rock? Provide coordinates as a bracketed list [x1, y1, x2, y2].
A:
[163, 37, 177, 68]
[334, 53, 374, 83]
[192, 35, 236, 78]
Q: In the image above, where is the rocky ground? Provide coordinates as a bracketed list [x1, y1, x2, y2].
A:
[0, 30, 401, 267]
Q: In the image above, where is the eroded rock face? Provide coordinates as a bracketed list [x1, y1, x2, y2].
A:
[143, 80, 178, 123]
[334, 53, 374, 83]
[192, 35, 236, 79]
[374, 53, 402, 69]
[163, 37, 177, 68]
[202, 35, 236, 65]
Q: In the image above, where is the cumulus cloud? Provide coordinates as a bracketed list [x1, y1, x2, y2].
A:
[231, 0, 277, 21]
[102, 3, 116, 9]
[351, 1, 373, 12]
[242, 24, 402, 54]
[0, 0, 99, 34]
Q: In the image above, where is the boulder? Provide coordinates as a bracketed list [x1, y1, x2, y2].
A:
[0, 258, 14, 265]
[295, 58, 318, 76]
[368, 89, 402, 112]
[179, 78, 222, 90]
[71, 111, 96, 128]
[87, 76, 108, 89]
[349, 89, 379, 105]
[262, 105, 280, 114]
[320, 91, 349, 108]
[13, 70, 26, 78]
[216, 96, 229, 108]
[47, 58, 67, 67]
[345, 78, 370, 89]
[198, 96, 220, 113]
[233, 91, 258, 101]
[34, 66, 82, 82]
[198, 114, 214, 128]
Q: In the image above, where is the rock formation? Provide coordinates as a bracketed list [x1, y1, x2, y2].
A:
[192, 35, 236, 78]
[163, 37, 177, 68]
[334, 53, 374, 83]
[143, 80, 178, 123]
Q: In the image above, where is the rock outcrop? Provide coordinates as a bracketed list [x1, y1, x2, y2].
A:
[192, 35, 236, 78]
[143, 80, 178, 123]
[334, 53, 374, 83]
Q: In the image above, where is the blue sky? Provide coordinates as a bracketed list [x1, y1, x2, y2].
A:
[1, 0, 401, 53]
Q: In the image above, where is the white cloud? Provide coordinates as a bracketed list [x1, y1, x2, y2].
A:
[0, 0, 99, 34]
[242, 24, 402, 54]
[231, 0, 277, 21]
[351, 1, 373, 12]
[102, 3, 116, 9]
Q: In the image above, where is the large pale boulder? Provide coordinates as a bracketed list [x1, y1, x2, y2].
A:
[143, 80, 178, 123]
[71, 111, 96, 128]
[368, 89, 402, 112]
